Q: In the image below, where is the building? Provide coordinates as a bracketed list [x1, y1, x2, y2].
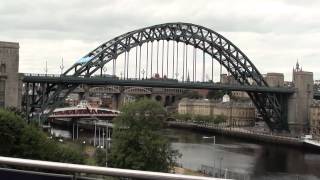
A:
[220, 74, 249, 99]
[178, 98, 255, 127]
[231, 91, 249, 99]
[221, 73, 238, 85]
[0, 41, 21, 109]
[264, 73, 284, 87]
[309, 100, 320, 138]
[221, 72, 285, 100]
[65, 93, 80, 107]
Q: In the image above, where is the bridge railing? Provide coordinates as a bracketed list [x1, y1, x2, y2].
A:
[23, 73, 63, 78]
[0, 156, 225, 180]
[22, 73, 296, 94]
[22, 73, 222, 85]
[22, 73, 294, 86]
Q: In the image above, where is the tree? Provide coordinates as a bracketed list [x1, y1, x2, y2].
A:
[206, 90, 226, 99]
[95, 148, 107, 166]
[0, 108, 26, 156]
[5, 106, 26, 120]
[109, 99, 180, 172]
[180, 90, 203, 99]
[0, 109, 84, 164]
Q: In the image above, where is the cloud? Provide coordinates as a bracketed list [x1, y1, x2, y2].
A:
[0, 0, 319, 80]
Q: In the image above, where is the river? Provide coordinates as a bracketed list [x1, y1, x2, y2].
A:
[51, 125, 320, 180]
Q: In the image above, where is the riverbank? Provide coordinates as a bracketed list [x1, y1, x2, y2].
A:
[167, 121, 305, 148]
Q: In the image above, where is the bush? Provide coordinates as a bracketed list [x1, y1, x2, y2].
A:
[0, 109, 84, 164]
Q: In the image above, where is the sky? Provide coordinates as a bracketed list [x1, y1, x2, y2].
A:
[1, 0, 320, 81]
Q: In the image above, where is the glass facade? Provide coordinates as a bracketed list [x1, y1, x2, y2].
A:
[0, 80, 5, 108]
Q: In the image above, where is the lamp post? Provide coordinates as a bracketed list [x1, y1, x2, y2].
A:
[203, 136, 218, 177]
[44, 60, 48, 76]
[105, 120, 111, 167]
[102, 67, 107, 77]
[60, 57, 64, 75]
[219, 157, 223, 178]
[141, 69, 145, 79]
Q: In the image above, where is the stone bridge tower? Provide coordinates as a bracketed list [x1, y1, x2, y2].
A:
[0, 41, 21, 109]
[287, 62, 314, 135]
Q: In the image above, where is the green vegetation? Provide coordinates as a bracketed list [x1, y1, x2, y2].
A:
[206, 90, 227, 100]
[0, 108, 84, 164]
[171, 113, 227, 125]
[95, 148, 107, 166]
[171, 113, 193, 122]
[109, 99, 180, 172]
[180, 90, 203, 99]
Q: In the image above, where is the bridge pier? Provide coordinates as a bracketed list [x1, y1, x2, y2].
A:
[287, 70, 314, 135]
[111, 94, 120, 110]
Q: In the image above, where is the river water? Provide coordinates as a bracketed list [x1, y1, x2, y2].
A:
[164, 128, 320, 180]
[51, 126, 320, 180]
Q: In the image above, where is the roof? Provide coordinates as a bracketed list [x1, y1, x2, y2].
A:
[0, 41, 19, 49]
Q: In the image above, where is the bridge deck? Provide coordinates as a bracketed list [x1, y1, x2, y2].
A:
[22, 74, 295, 94]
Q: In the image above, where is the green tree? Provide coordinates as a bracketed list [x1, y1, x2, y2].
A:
[206, 90, 226, 99]
[95, 148, 107, 166]
[0, 109, 84, 164]
[109, 99, 180, 172]
[5, 106, 26, 120]
[180, 90, 203, 99]
[0, 108, 26, 156]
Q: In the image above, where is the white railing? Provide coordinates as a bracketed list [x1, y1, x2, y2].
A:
[0, 156, 227, 180]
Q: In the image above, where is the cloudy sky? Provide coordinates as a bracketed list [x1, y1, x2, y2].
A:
[1, 0, 319, 80]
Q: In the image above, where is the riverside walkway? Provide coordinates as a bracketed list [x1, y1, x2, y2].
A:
[167, 121, 304, 147]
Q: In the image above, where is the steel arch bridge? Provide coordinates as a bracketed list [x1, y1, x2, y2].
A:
[23, 22, 292, 131]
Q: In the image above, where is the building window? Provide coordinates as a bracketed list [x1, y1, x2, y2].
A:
[0, 63, 6, 74]
[0, 80, 5, 108]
